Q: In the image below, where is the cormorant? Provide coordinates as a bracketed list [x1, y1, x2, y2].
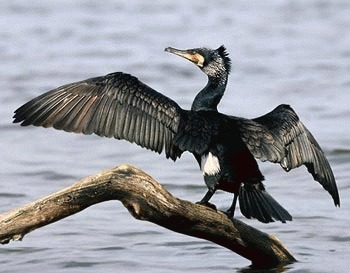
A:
[13, 46, 340, 223]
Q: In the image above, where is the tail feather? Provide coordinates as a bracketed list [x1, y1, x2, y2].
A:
[251, 190, 274, 223]
[239, 183, 292, 223]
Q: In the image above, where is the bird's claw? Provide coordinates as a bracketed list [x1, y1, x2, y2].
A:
[196, 201, 217, 211]
[223, 209, 235, 218]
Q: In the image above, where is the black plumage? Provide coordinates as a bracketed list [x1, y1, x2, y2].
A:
[13, 45, 340, 223]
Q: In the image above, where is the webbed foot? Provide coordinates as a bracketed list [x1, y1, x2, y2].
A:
[223, 209, 235, 218]
[196, 200, 217, 211]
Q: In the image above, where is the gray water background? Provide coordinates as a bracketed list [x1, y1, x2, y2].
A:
[1, 0, 349, 272]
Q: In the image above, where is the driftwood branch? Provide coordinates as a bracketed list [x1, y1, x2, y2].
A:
[0, 164, 295, 267]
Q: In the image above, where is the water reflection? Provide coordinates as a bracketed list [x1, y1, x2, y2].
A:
[238, 263, 293, 273]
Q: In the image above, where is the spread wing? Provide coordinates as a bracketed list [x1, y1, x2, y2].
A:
[234, 104, 340, 206]
[13, 72, 184, 160]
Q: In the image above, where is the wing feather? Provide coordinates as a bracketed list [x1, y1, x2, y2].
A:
[234, 104, 340, 206]
[14, 72, 183, 160]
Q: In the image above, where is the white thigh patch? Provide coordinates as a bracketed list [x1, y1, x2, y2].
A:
[201, 152, 220, 176]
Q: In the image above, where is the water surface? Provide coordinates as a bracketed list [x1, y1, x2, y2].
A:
[1, 0, 349, 272]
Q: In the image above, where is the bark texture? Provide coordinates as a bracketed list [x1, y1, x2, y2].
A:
[0, 164, 296, 267]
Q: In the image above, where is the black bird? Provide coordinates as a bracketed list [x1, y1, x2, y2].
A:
[13, 46, 340, 223]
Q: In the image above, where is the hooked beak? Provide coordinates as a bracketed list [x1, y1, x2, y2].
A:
[165, 47, 204, 68]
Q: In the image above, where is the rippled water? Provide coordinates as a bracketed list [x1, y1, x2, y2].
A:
[1, 0, 349, 272]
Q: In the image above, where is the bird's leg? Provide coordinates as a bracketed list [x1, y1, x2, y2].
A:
[196, 189, 217, 211]
[225, 193, 238, 218]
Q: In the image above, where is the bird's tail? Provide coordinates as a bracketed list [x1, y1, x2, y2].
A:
[239, 183, 292, 223]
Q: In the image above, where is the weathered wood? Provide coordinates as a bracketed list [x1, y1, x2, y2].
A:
[0, 164, 296, 266]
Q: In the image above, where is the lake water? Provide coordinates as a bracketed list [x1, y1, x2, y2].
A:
[1, 0, 349, 272]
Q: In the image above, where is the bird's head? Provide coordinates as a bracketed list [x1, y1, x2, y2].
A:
[165, 45, 231, 78]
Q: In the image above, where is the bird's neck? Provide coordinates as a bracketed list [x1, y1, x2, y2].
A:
[191, 74, 228, 112]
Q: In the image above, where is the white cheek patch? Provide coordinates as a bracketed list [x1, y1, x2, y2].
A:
[194, 53, 205, 67]
[201, 152, 220, 176]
